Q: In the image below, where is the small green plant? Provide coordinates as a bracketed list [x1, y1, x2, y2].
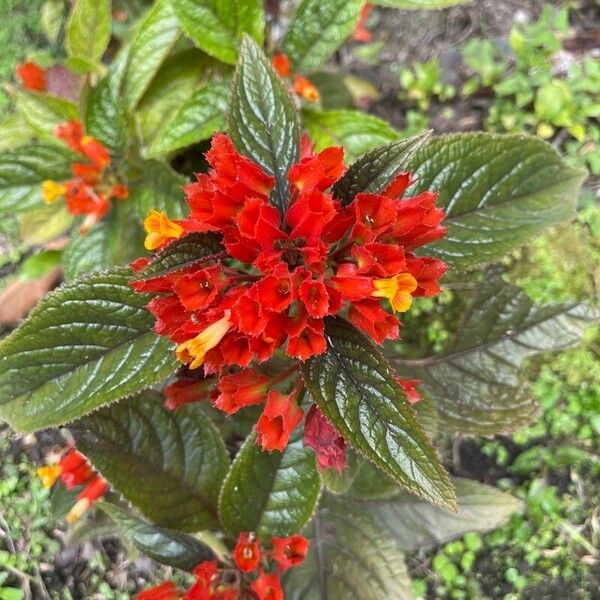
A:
[399, 58, 456, 110]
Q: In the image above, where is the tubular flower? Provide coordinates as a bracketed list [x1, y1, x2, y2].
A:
[176, 312, 233, 369]
[256, 389, 304, 452]
[270, 535, 310, 571]
[163, 378, 213, 410]
[144, 210, 185, 250]
[233, 532, 261, 572]
[371, 272, 418, 313]
[353, 3, 373, 42]
[16, 61, 47, 91]
[303, 404, 346, 472]
[42, 120, 129, 233]
[37, 447, 108, 523]
[271, 53, 320, 104]
[214, 369, 269, 414]
[396, 377, 422, 404]
[251, 571, 284, 600]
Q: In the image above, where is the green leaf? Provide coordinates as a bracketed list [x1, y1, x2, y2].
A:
[373, 0, 469, 7]
[173, 0, 264, 65]
[136, 49, 228, 146]
[132, 233, 224, 281]
[302, 317, 455, 510]
[0, 144, 76, 215]
[392, 276, 600, 434]
[18, 203, 73, 246]
[63, 224, 111, 280]
[302, 109, 399, 161]
[19, 250, 62, 281]
[219, 431, 321, 537]
[405, 133, 587, 267]
[228, 35, 301, 216]
[63, 203, 144, 279]
[147, 84, 229, 158]
[72, 393, 229, 532]
[0, 114, 35, 152]
[131, 161, 189, 220]
[282, 0, 363, 72]
[0, 267, 178, 432]
[122, 0, 181, 113]
[101, 502, 216, 570]
[41, 0, 65, 44]
[282, 495, 412, 600]
[14, 91, 79, 136]
[66, 0, 111, 70]
[347, 460, 399, 501]
[366, 477, 523, 551]
[85, 72, 128, 157]
[332, 131, 431, 205]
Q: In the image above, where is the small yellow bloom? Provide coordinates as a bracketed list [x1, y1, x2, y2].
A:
[371, 273, 418, 313]
[42, 180, 67, 204]
[143, 209, 185, 251]
[176, 312, 232, 369]
[37, 464, 62, 489]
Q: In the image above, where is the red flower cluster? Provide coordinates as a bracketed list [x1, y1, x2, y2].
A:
[37, 447, 108, 523]
[271, 54, 320, 103]
[43, 120, 129, 233]
[137, 532, 308, 600]
[16, 61, 47, 92]
[134, 133, 446, 372]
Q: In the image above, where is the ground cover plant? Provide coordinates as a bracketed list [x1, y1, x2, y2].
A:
[0, 1, 598, 598]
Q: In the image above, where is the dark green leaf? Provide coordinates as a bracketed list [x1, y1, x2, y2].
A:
[305, 72, 354, 109]
[66, 0, 111, 70]
[302, 109, 399, 161]
[405, 133, 587, 267]
[332, 131, 431, 205]
[122, 0, 181, 113]
[219, 431, 321, 537]
[392, 276, 600, 434]
[101, 502, 216, 570]
[62, 203, 144, 280]
[228, 35, 301, 215]
[0, 144, 76, 215]
[282, 495, 412, 600]
[366, 477, 523, 551]
[0, 267, 178, 432]
[347, 461, 398, 501]
[282, 0, 363, 72]
[173, 0, 264, 65]
[147, 84, 229, 157]
[72, 393, 229, 532]
[302, 317, 455, 510]
[132, 233, 224, 281]
[131, 161, 189, 220]
[85, 72, 128, 156]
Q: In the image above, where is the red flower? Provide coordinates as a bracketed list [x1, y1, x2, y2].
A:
[288, 147, 346, 193]
[251, 572, 283, 600]
[353, 3, 373, 43]
[272, 53, 291, 77]
[406, 256, 447, 297]
[233, 532, 261, 572]
[67, 475, 109, 523]
[174, 265, 226, 311]
[293, 75, 319, 103]
[287, 318, 326, 361]
[214, 369, 269, 414]
[16, 61, 47, 91]
[256, 390, 303, 451]
[58, 449, 93, 488]
[392, 191, 447, 250]
[270, 535, 309, 571]
[397, 378, 422, 404]
[55, 120, 85, 152]
[137, 581, 181, 600]
[164, 379, 211, 410]
[347, 298, 399, 344]
[303, 404, 346, 472]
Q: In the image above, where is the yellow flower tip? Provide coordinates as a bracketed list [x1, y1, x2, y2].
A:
[371, 273, 418, 313]
[176, 311, 232, 370]
[42, 180, 67, 204]
[143, 209, 185, 251]
[37, 465, 62, 489]
[80, 135, 93, 146]
[66, 498, 91, 524]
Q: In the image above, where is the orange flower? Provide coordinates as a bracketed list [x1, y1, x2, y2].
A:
[16, 61, 46, 92]
[293, 75, 319, 103]
[353, 3, 373, 43]
[175, 312, 232, 369]
[256, 390, 304, 452]
[272, 53, 291, 77]
[143, 209, 185, 250]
